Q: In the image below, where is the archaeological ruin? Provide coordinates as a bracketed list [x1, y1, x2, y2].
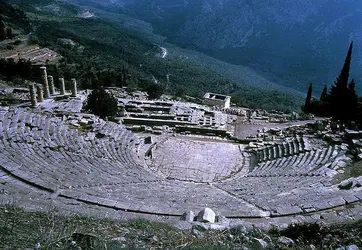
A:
[1, 67, 362, 228]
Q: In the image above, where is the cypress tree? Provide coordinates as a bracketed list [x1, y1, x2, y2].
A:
[346, 78, 358, 121]
[303, 83, 313, 113]
[0, 21, 6, 41]
[6, 28, 12, 39]
[336, 41, 353, 89]
[320, 85, 327, 102]
[329, 41, 354, 123]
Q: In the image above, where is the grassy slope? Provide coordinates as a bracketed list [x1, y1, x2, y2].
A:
[1, 204, 362, 250]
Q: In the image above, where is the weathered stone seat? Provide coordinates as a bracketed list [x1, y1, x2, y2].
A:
[0, 108, 157, 191]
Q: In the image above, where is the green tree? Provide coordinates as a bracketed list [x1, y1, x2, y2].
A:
[303, 83, 313, 113]
[83, 87, 118, 119]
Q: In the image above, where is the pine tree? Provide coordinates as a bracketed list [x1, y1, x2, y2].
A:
[303, 83, 313, 113]
[328, 41, 354, 123]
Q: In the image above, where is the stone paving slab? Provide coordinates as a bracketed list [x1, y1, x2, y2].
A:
[150, 137, 248, 182]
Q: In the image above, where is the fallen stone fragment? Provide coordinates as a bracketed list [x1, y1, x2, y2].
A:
[181, 211, 195, 222]
[196, 207, 216, 223]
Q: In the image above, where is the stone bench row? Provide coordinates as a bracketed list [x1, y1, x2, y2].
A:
[217, 175, 341, 215]
[252, 136, 306, 163]
[221, 175, 327, 197]
[0, 138, 158, 190]
[0, 108, 157, 190]
[1, 108, 137, 153]
[248, 145, 339, 177]
[0, 138, 154, 190]
[247, 185, 359, 216]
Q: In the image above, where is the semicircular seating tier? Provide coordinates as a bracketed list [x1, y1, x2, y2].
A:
[0, 108, 361, 218]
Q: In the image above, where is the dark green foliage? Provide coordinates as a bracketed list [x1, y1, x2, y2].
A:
[347, 79, 358, 119]
[231, 88, 300, 112]
[0, 58, 32, 80]
[303, 83, 313, 113]
[320, 85, 327, 102]
[145, 82, 164, 99]
[280, 223, 327, 243]
[231, 92, 244, 107]
[0, 1, 304, 112]
[303, 42, 360, 126]
[0, 21, 6, 40]
[0, 3, 30, 33]
[27, 34, 39, 45]
[6, 27, 12, 39]
[26, 6, 303, 111]
[83, 87, 118, 118]
[276, 221, 362, 249]
[173, 85, 187, 98]
[328, 41, 356, 122]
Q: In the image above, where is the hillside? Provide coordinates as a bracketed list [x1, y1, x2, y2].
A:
[3, 0, 304, 111]
[85, 0, 362, 96]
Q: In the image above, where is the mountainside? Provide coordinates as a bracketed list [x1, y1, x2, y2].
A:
[3, 0, 304, 111]
[85, 0, 362, 95]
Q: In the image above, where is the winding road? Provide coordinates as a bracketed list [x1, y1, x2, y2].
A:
[160, 46, 168, 58]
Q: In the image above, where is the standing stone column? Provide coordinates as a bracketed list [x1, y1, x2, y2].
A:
[40, 66, 50, 99]
[28, 83, 37, 107]
[58, 78, 66, 95]
[36, 84, 44, 102]
[48, 75, 55, 95]
[71, 78, 77, 97]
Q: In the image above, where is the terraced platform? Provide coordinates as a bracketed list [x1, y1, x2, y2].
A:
[1, 107, 362, 223]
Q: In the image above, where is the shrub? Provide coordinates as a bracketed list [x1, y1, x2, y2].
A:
[146, 83, 164, 100]
[83, 87, 118, 119]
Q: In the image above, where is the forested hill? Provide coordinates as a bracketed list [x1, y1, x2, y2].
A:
[2, 0, 304, 111]
[76, 0, 362, 97]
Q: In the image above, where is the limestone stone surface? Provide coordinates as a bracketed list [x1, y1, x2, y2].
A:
[0, 105, 361, 226]
[197, 208, 216, 223]
[181, 211, 195, 222]
[150, 137, 248, 182]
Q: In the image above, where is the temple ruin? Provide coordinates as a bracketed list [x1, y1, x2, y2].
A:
[203, 92, 231, 109]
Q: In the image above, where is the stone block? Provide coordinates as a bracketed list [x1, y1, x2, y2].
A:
[181, 211, 195, 222]
[197, 207, 216, 223]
